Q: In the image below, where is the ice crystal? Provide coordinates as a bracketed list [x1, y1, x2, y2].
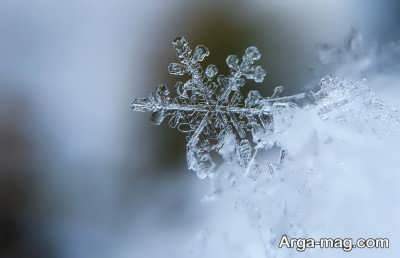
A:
[131, 37, 314, 178]
[315, 76, 400, 134]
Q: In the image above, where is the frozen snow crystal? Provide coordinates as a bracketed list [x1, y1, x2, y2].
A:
[315, 76, 400, 135]
[131, 37, 315, 178]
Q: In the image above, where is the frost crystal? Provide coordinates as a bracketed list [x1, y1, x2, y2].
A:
[131, 37, 314, 178]
[315, 76, 400, 134]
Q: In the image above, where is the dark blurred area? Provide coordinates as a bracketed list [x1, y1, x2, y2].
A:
[0, 94, 54, 257]
[0, 1, 398, 257]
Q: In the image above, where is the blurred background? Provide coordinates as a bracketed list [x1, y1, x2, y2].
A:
[0, 0, 399, 257]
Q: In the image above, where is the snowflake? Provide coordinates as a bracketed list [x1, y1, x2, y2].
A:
[131, 37, 314, 179]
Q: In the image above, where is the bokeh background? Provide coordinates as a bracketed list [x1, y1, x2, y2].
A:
[0, 1, 399, 257]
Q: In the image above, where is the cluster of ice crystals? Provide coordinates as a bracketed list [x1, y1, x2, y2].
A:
[132, 37, 315, 179]
[315, 76, 400, 135]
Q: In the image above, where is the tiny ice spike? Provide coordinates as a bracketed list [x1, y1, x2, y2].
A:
[131, 37, 314, 179]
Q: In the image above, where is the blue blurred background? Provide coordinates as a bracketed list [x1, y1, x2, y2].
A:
[0, 1, 398, 257]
